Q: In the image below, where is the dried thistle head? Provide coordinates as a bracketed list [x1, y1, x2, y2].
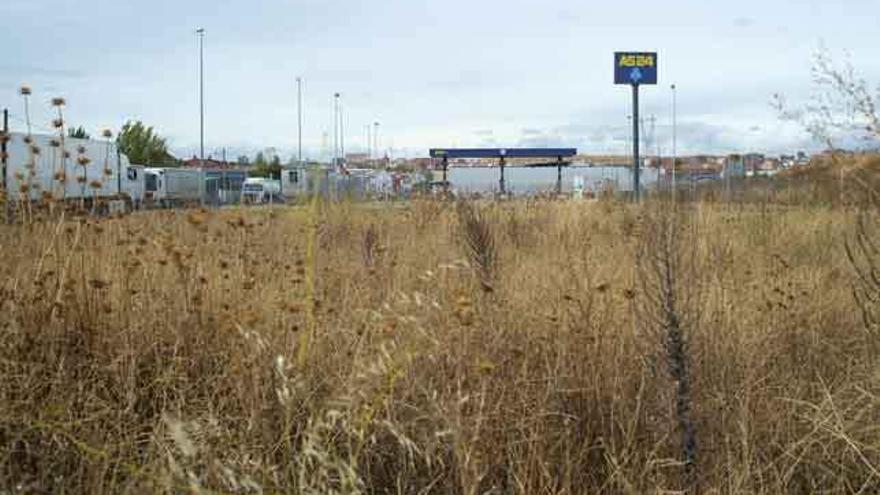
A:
[54, 171, 66, 182]
[89, 180, 103, 189]
[30, 146, 41, 156]
[77, 145, 86, 154]
[88, 279, 110, 290]
[49, 139, 61, 148]
[103, 168, 112, 176]
[102, 129, 113, 139]
[77, 156, 91, 166]
[51, 97, 66, 107]
[52, 119, 64, 129]
[14, 172, 24, 180]
[0, 134, 10, 144]
[20, 86, 32, 96]
[76, 176, 87, 184]
[19, 184, 30, 193]
[63, 151, 71, 159]
[23, 136, 33, 145]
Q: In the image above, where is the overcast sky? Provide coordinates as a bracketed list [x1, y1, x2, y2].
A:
[2, 0, 879, 159]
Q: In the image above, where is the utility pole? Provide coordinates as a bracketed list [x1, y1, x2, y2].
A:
[297, 76, 303, 165]
[196, 28, 205, 167]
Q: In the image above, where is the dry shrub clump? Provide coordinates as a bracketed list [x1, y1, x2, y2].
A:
[0, 198, 878, 493]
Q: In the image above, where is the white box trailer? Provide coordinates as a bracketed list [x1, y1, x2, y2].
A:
[3, 132, 144, 208]
[144, 167, 203, 207]
[242, 177, 282, 204]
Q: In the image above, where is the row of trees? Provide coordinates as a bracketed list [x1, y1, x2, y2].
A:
[240, 152, 283, 179]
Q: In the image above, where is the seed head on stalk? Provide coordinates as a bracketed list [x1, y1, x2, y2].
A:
[19, 86, 36, 207]
[53, 96, 69, 200]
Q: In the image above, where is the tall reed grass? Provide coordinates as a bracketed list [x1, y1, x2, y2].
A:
[0, 196, 877, 493]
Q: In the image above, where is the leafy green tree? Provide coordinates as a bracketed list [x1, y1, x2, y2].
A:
[250, 153, 282, 179]
[116, 121, 176, 165]
[67, 126, 90, 139]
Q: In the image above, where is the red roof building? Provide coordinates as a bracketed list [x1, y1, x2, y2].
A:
[182, 156, 240, 169]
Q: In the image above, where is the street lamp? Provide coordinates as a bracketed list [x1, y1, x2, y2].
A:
[365, 124, 372, 158]
[626, 115, 632, 160]
[333, 93, 340, 168]
[296, 76, 303, 165]
[196, 28, 205, 167]
[373, 121, 380, 165]
[671, 83, 677, 197]
[339, 99, 345, 165]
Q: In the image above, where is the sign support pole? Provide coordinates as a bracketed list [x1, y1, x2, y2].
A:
[632, 84, 640, 201]
[615, 51, 656, 201]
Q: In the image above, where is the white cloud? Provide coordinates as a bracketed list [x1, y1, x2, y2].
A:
[1, 0, 878, 158]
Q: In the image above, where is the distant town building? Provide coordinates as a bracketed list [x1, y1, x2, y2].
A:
[182, 156, 240, 169]
[344, 153, 370, 167]
[723, 155, 746, 178]
[743, 153, 765, 176]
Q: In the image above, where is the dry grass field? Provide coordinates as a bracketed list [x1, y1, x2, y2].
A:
[1, 195, 879, 493]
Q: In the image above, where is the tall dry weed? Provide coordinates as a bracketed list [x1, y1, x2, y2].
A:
[456, 200, 496, 292]
[0, 198, 878, 493]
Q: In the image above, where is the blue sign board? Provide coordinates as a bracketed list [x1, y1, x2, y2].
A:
[614, 52, 658, 85]
[429, 148, 577, 159]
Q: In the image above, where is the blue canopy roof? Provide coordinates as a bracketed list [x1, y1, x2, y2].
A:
[429, 148, 577, 159]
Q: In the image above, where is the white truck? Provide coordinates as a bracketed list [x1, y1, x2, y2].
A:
[241, 177, 282, 204]
[144, 168, 203, 207]
[2, 131, 145, 209]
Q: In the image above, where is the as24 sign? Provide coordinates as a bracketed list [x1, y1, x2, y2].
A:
[614, 52, 658, 86]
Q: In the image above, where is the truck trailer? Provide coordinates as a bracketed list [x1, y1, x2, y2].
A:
[144, 167, 203, 207]
[2, 132, 145, 209]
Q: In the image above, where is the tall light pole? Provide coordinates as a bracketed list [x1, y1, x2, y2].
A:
[626, 115, 632, 162]
[333, 93, 340, 168]
[373, 121, 380, 166]
[671, 83, 677, 196]
[339, 99, 345, 165]
[196, 28, 205, 167]
[297, 76, 303, 165]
